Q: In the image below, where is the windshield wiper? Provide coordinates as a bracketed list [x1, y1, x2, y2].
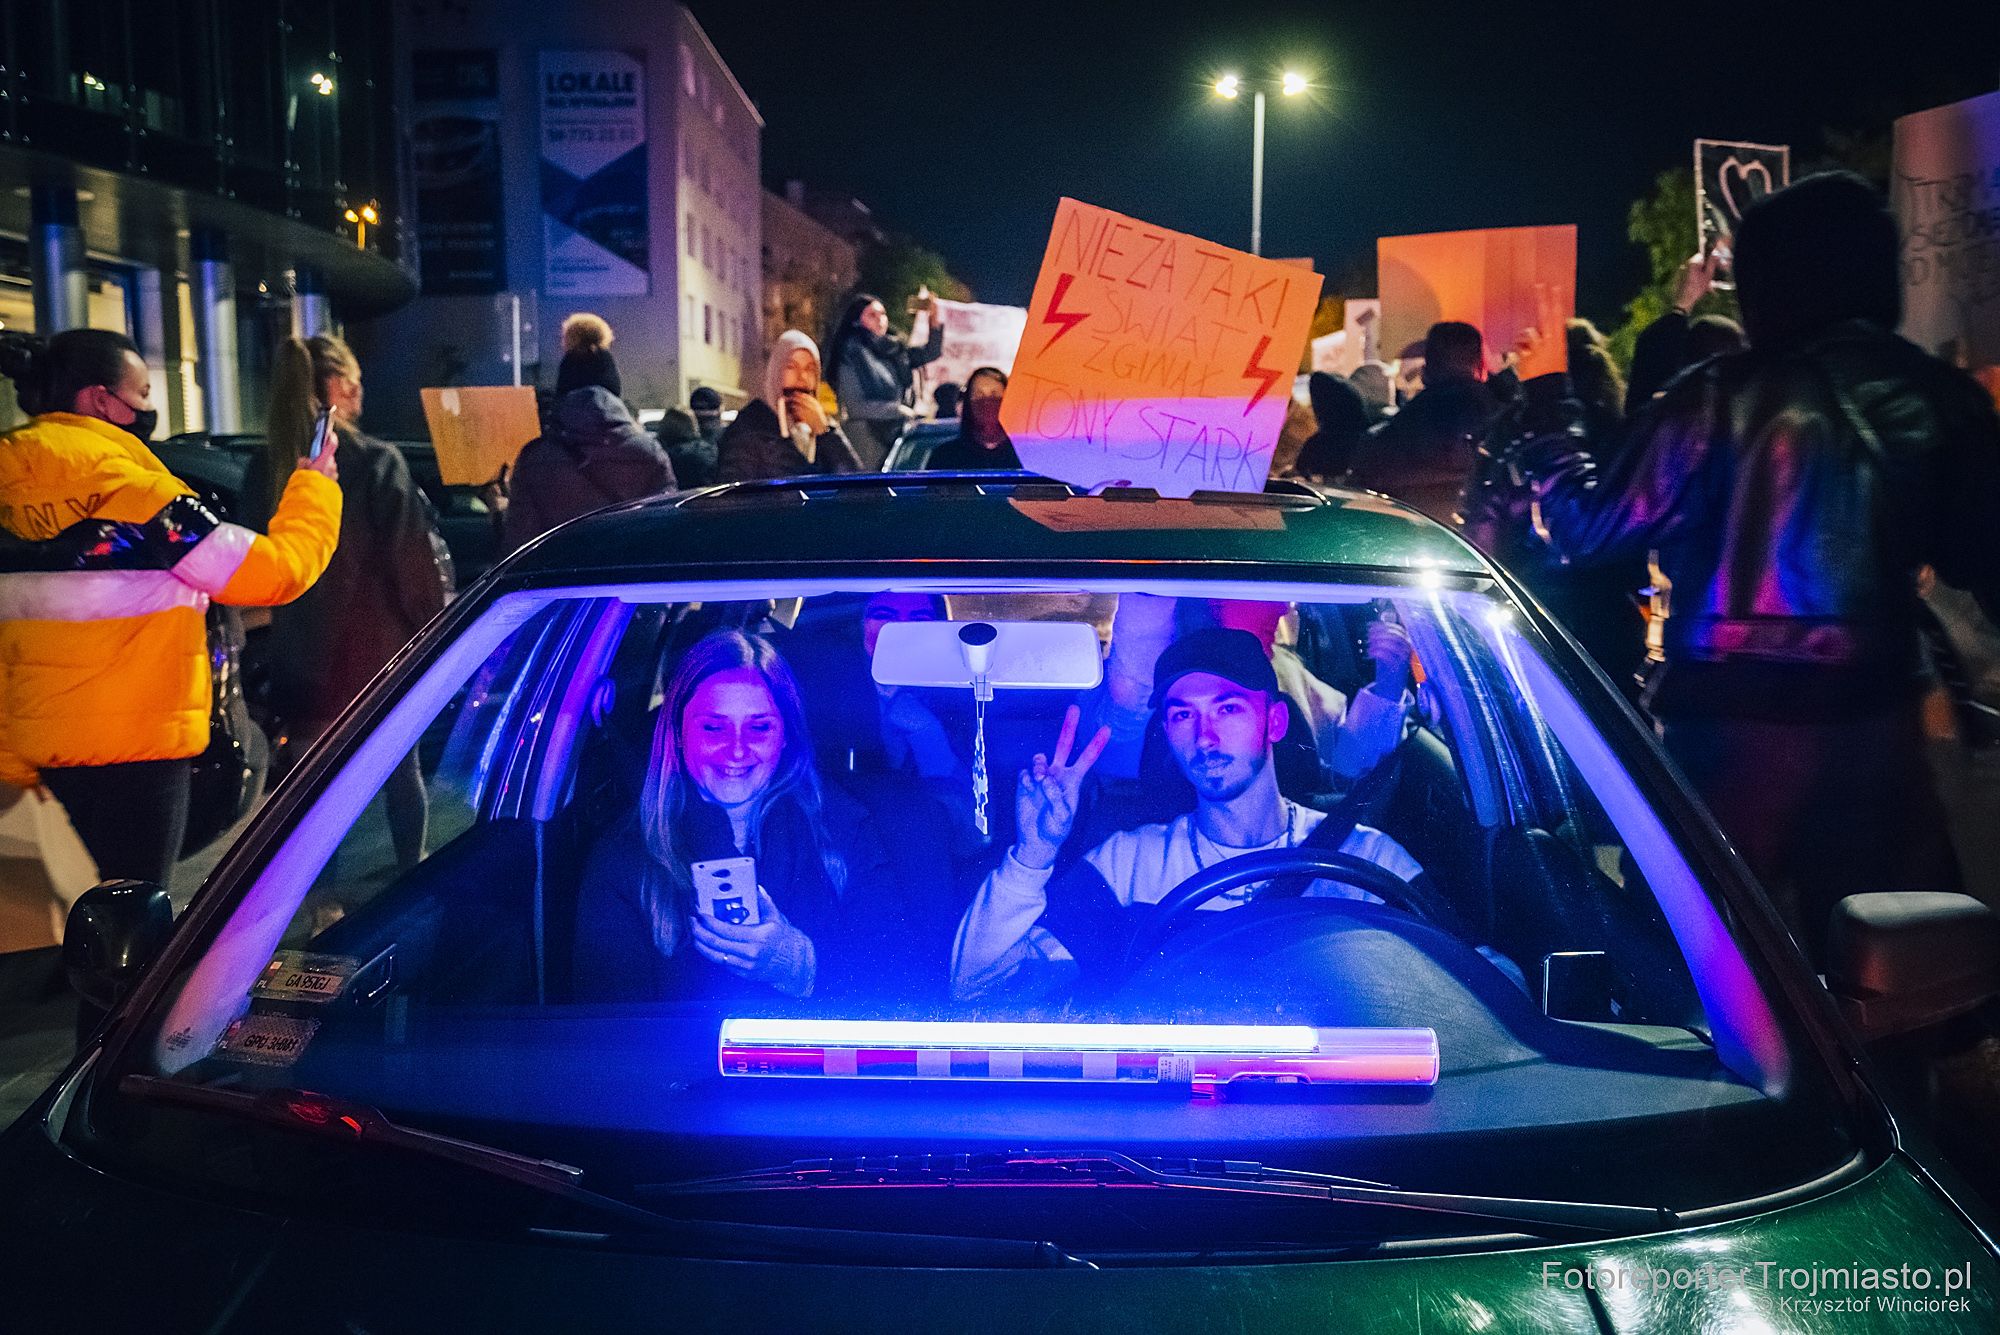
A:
[643, 1150, 1677, 1239]
[116, 1076, 1093, 1269]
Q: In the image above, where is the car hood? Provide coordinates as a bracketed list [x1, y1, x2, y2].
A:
[3, 1108, 1992, 1335]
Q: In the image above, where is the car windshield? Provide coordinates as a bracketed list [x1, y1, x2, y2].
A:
[97, 575, 1858, 1247]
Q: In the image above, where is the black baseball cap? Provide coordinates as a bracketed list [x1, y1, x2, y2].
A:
[1149, 628, 1280, 710]
[690, 386, 722, 412]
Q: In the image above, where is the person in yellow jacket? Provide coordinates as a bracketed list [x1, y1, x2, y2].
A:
[0, 328, 341, 887]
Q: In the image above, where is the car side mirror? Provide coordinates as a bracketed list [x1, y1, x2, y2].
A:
[1826, 892, 2000, 1042]
[63, 880, 174, 1019]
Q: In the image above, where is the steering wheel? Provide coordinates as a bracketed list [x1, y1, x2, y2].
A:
[1120, 847, 1428, 976]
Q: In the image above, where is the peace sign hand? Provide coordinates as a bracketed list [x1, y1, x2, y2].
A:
[1014, 705, 1111, 871]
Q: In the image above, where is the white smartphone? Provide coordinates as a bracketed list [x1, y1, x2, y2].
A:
[692, 857, 759, 926]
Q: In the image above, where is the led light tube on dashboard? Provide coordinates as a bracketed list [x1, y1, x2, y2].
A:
[718, 1019, 1438, 1089]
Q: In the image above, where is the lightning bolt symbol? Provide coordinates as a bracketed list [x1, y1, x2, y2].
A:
[1039, 272, 1088, 351]
[1241, 335, 1283, 416]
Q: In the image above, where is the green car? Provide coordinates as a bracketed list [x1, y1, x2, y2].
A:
[8, 475, 1999, 1332]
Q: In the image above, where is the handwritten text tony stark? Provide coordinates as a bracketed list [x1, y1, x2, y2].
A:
[1003, 199, 1321, 496]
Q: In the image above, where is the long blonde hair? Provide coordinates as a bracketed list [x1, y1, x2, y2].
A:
[638, 630, 844, 955]
[261, 338, 321, 521]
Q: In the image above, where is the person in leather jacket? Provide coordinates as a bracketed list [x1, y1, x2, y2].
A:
[1509, 172, 2000, 965]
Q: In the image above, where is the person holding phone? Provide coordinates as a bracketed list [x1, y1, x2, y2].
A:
[574, 629, 904, 1002]
[714, 330, 866, 483]
[262, 335, 453, 870]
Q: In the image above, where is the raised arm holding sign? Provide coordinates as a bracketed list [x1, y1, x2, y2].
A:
[998, 199, 1323, 497]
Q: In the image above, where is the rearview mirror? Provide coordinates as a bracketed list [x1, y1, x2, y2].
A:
[63, 880, 174, 1043]
[1826, 892, 2000, 1043]
[872, 620, 1103, 691]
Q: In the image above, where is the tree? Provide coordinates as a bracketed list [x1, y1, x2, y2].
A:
[1606, 166, 1739, 372]
[855, 239, 973, 336]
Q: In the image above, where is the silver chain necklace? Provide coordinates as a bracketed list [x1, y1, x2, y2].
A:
[1189, 800, 1302, 877]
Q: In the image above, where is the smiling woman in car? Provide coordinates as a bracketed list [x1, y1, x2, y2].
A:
[572, 629, 910, 1003]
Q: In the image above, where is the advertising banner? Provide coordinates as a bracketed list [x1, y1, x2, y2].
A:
[1894, 89, 2000, 380]
[918, 299, 1028, 414]
[1695, 139, 1790, 255]
[999, 198, 1322, 497]
[1377, 225, 1575, 379]
[540, 51, 649, 296]
[412, 50, 506, 295]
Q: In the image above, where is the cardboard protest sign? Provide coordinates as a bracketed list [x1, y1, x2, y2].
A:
[1310, 299, 1382, 377]
[917, 299, 1027, 415]
[1377, 225, 1574, 379]
[1695, 139, 1789, 253]
[999, 198, 1322, 497]
[1894, 90, 2000, 383]
[420, 385, 541, 485]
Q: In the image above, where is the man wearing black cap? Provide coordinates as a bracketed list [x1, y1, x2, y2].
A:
[951, 628, 1424, 1001]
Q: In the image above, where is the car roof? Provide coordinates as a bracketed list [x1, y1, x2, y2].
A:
[502, 473, 1493, 583]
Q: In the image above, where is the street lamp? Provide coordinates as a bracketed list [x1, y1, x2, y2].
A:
[343, 202, 378, 250]
[1212, 71, 1308, 256]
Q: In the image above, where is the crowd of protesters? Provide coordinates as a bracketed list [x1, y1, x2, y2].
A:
[0, 167, 1994, 983]
[1290, 171, 2000, 970]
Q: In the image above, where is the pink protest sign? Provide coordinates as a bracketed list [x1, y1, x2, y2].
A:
[999, 198, 1323, 496]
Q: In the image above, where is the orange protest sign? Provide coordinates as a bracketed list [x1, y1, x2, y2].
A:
[999, 198, 1323, 497]
[1377, 225, 1575, 379]
[419, 385, 541, 485]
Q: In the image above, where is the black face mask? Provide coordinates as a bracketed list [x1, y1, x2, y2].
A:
[123, 407, 159, 442]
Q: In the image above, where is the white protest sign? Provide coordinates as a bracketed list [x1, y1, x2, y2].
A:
[918, 299, 1027, 414]
[999, 198, 1323, 497]
[1895, 89, 2000, 379]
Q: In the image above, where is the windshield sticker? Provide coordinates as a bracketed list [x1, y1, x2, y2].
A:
[215, 1015, 320, 1067]
[252, 952, 359, 1004]
[1010, 498, 1286, 532]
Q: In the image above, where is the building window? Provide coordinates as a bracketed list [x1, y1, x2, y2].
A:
[686, 215, 696, 258]
[703, 304, 713, 345]
[681, 44, 696, 99]
[685, 294, 695, 337]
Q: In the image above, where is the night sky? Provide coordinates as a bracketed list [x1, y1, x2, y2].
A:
[691, 1, 2000, 325]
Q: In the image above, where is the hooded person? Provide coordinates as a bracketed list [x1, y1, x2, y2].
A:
[502, 314, 675, 553]
[715, 330, 865, 482]
[922, 366, 1022, 471]
[1290, 372, 1371, 481]
[1513, 171, 2000, 967]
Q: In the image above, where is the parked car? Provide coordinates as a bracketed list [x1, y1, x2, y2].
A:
[6, 474, 1998, 1331]
[151, 432, 503, 584]
[880, 418, 961, 471]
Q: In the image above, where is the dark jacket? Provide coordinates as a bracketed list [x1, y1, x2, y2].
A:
[1343, 376, 1500, 523]
[715, 399, 865, 483]
[1519, 320, 2000, 721]
[572, 787, 908, 1004]
[1293, 372, 1372, 479]
[502, 388, 675, 552]
[268, 425, 450, 719]
[1625, 310, 1692, 413]
[1459, 375, 1648, 687]
[833, 322, 944, 422]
